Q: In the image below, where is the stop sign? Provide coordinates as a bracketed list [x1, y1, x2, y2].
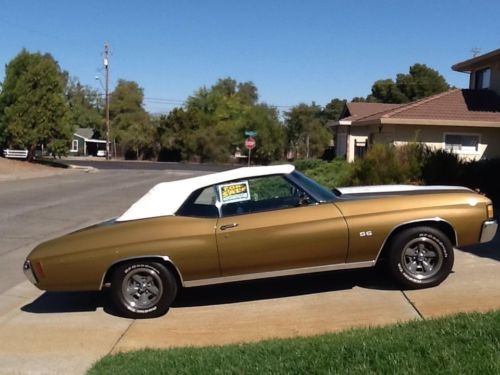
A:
[245, 137, 256, 150]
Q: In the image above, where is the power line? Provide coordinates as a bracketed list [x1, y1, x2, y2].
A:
[97, 92, 296, 110]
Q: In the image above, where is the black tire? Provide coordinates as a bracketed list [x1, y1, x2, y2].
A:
[388, 226, 454, 289]
[110, 261, 177, 319]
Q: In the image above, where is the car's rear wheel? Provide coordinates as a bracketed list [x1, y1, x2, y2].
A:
[388, 226, 454, 289]
[110, 261, 177, 319]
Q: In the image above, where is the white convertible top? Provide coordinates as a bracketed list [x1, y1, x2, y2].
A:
[117, 164, 295, 222]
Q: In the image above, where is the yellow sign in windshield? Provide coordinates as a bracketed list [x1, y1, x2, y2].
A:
[219, 181, 250, 203]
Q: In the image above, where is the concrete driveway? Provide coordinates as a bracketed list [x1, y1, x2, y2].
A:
[0, 169, 499, 374]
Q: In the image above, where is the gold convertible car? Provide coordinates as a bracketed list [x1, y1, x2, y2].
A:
[23, 164, 497, 318]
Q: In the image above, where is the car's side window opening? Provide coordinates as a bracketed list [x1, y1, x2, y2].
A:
[176, 186, 219, 218]
[220, 175, 314, 217]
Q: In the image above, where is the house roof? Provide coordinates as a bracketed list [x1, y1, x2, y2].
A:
[452, 49, 500, 72]
[74, 128, 107, 143]
[353, 89, 500, 127]
[74, 128, 96, 140]
[341, 102, 402, 122]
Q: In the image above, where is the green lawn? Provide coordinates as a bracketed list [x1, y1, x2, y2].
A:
[89, 310, 500, 374]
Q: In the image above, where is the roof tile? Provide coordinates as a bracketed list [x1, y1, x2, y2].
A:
[354, 89, 500, 124]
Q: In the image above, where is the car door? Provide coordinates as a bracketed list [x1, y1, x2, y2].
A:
[215, 175, 348, 276]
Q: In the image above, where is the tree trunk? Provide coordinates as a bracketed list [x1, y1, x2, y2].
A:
[27, 144, 37, 162]
[306, 135, 310, 159]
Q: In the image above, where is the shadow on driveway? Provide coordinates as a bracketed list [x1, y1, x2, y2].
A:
[173, 267, 398, 308]
[21, 267, 400, 317]
[21, 291, 106, 314]
[459, 231, 500, 262]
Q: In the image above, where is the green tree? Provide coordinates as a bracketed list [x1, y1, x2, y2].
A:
[239, 104, 285, 163]
[369, 64, 450, 104]
[0, 49, 70, 160]
[110, 80, 155, 159]
[370, 79, 408, 103]
[396, 63, 449, 101]
[322, 98, 346, 122]
[65, 78, 103, 131]
[284, 103, 331, 159]
[159, 78, 284, 163]
[351, 96, 368, 102]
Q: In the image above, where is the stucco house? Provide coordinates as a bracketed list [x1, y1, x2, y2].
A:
[331, 49, 500, 162]
[70, 128, 107, 156]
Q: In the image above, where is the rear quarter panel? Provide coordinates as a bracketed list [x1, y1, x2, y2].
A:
[29, 216, 219, 291]
[334, 191, 490, 263]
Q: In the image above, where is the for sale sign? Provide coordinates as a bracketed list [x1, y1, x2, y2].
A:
[218, 181, 251, 203]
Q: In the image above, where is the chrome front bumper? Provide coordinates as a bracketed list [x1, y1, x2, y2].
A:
[23, 260, 38, 285]
[480, 220, 498, 243]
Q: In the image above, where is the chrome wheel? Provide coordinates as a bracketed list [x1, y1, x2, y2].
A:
[400, 237, 444, 280]
[388, 227, 454, 289]
[121, 267, 164, 310]
[111, 261, 178, 319]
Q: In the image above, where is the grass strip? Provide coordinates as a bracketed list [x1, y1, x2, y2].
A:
[88, 310, 500, 374]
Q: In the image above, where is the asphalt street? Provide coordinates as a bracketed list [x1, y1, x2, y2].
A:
[0, 168, 206, 294]
[57, 158, 236, 172]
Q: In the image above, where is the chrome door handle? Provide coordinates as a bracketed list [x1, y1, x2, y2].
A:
[220, 223, 239, 231]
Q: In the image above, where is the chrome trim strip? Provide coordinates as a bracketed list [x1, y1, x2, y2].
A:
[99, 255, 185, 290]
[183, 260, 375, 288]
[480, 220, 498, 243]
[374, 217, 458, 263]
[23, 259, 38, 285]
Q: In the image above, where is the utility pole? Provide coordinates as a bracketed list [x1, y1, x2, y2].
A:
[104, 43, 111, 159]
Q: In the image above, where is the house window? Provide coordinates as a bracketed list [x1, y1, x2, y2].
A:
[444, 134, 479, 153]
[354, 139, 367, 159]
[475, 68, 491, 89]
[71, 140, 78, 152]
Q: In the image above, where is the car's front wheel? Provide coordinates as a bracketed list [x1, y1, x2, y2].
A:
[388, 227, 454, 289]
[110, 261, 177, 319]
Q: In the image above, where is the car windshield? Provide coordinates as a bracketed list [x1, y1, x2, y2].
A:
[287, 170, 336, 202]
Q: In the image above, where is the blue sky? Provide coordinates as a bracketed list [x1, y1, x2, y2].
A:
[0, 0, 499, 113]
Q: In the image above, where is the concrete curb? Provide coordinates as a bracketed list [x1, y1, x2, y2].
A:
[67, 164, 99, 173]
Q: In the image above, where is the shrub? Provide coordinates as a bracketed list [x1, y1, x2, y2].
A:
[293, 158, 327, 172]
[460, 159, 500, 207]
[294, 159, 353, 189]
[422, 149, 463, 185]
[351, 143, 425, 185]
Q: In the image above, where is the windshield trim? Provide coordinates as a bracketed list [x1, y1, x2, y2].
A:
[286, 170, 337, 203]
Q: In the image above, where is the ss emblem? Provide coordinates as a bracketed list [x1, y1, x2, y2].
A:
[359, 231, 373, 237]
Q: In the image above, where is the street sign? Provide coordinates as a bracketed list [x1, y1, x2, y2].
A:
[245, 130, 257, 137]
[245, 137, 256, 150]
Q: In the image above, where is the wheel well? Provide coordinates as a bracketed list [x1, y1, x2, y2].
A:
[377, 220, 457, 263]
[102, 257, 183, 289]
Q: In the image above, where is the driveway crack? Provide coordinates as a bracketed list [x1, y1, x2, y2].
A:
[107, 319, 136, 355]
[401, 290, 424, 320]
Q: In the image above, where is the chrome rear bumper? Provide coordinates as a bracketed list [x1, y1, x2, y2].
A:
[480, 220, 498, 243]
[23, 260, 38, 285]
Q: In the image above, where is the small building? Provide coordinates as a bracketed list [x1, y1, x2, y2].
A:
[330, 49, 500, 162]
[70, 128, 107, 157]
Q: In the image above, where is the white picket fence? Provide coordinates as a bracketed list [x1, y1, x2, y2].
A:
[3, 149, 28, 159]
